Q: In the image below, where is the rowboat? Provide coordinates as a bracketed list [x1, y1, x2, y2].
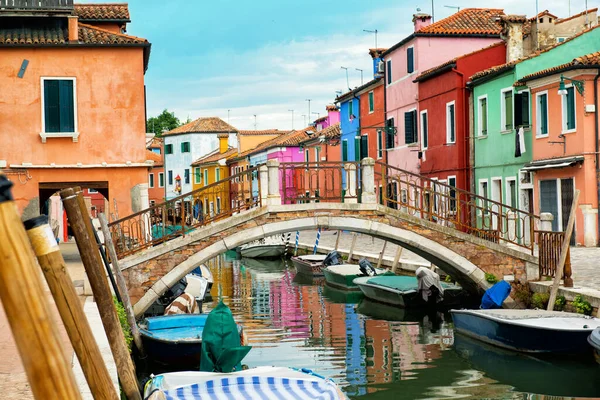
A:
[144, 366, 348, 400]
[323, 264, 390, 291]
[353, 275, 464, 308]
[451, 309, 600, 354]
[291, 254, 327, 276]
[588, 327, 600, 363]
[240, 236, 287, 259]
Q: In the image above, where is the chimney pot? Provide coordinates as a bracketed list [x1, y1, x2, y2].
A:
[413, 13, 432, 32]
[68, 16, 78, 43]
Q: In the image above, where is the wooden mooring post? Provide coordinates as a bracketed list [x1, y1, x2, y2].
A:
[0, 175, 81, 399]
[348, 233, 358, 262]
[60, 188, 141, 400]
[24, 215, 118, 400]
[391, 246, 403, 274]
[377, 241, 387, 269]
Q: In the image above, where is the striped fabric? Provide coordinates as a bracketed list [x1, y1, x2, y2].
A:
[163, 376, 341, 400]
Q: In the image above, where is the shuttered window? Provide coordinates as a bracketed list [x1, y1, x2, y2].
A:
[514, 91, 530, 128]
[386, 118, 395, 149]
[368, 91, 374, 113]
[165, 144, 173, 154]
[563, 86, 576, 131]
[348, 101, 354, 120]
[216, 168, 221, 181]
[407, 47, 414, 73]
[421, 111, 428, 149]
[377, 130, 383, 158]
[168, 171, 173, 185]
[159, 173, 165, 187]
[446, 103, 455, 144]
[149, 173, 155, 188]
[203, 169, 209, 186]
[404, 111, 417, 144]
[195, 168, 201, 184]
[502, 89, 513, 131]
[537, 93, 548, 136]
[181, 142, 191, 152]
[43, 79, 75, 133]
[386, 60, 392, 84]
[184, 169, 190, 184]
[360, 136, 368, 160]
[479, 97, 488, 135]
[342, 139, 348, 161]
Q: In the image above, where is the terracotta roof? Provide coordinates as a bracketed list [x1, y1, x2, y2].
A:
[78, 23, 146, 44]
[417, 8, 504, 36]
[531, 10, 558, 20]
[517, 51, 600, 84]
[302, 123, 340, 143]
[469, 24, 600, 83]
[325, 104, 339, 112]
[163, 117, 237, 136]
[501, 15, 527, 23]
[232, 127, 311, 161]
[191, 147, 237, 166]
[368, 48, 388, 58]
[556, 8, 598, 25]
[336, 77, 383, 102]
[74, 3, 130, 22]
[146, 136, 163, 149]
[145, 150, 162, 165]
[238, 129, 286, 136]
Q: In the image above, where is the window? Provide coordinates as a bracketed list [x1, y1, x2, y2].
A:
[342, 140, 348, 162]
[184, 169, 190, 184]
[149, 173, 155, 188]
[506, 178, 517, 208]
[479, 180, 489, 212]
[42, 78, 76, 134]
[348, 101, 354, 120]
[562, 86, 576, 132]
[360, 136, 368, 160]
[315, 147, 321, 163]
[448, 176, 457, 212]
[194, 167, 201, 184]
[501, 88, 514, 131]
[165, 144, 173, 154]
[305, 149, 310, 164]
[377, 130, 383, 159]
[536, 92, 549, 136]
[368, 91, 374, 113]
[88, 188, 98, 194]
[446, 102, 455, 144]
[203, 169, 209, 186]
[557, 37, 566, 43]
[420, 110, 428, 149]
[151, 148, 161, 154]
[181, 142, 191, 153]
[215, 168, 221, 181]
[386, 60, 392, 84]
[216, 197, 222, 214]
[159, 172, 165, 187]
[539, 17, 544, 23]
[168, 171, 173, 185]
[478, 96, 488, 136]
[404, 110, 417, 144]
[514, 90, 530, 128]
[407, 47, 414, 74]
[386, 118, 395, 149]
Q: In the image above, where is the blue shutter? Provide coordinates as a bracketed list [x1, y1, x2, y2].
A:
[44, 80, 60, 133]
[58, 80, 74, 132]
[407, 47, 414, 73]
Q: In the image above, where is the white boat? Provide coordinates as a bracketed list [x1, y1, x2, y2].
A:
[323, 264, 388, 291]
[240, 236, 287, 259]
[291, 254, 328, 276]
[144, 366, 348, 399]
[184, 273, 209, 301]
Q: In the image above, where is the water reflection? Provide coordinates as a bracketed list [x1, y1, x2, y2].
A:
[200, 254, 600, 399]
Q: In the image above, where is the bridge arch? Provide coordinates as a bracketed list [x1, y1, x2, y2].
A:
[121, 204, 536, 316]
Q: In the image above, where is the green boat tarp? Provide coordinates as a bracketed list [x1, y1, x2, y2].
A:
[366, 275, 457, 292]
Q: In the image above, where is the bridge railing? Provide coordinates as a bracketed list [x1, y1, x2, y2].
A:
[536, 230, 573, 286]
[279, 161, 360, 204]
[108, 166, 261, 258]
[376, 162, 539, 254]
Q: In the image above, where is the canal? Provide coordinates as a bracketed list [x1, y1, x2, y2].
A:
[142, 252, 600, 399]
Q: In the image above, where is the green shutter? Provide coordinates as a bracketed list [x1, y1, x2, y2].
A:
[195, 168, 200, 183]
[44, 80, 60, 133]
[216, 168, 221, 181]
[342, 140, 348, 162]
[386, 118, 395, 149]
[348, 101, 353, 119]
[481, 98, 487, 134]
[58, 80, 74, 132]
[377, 130, 383, 157]
[360, 136, 368, 159]
[567, 87, 575, 130]
[354, 137, 360, 161]
[181, 142, 185, 152]
[540, 94, 548, 134]
[159, 173, 164, 187]
[165, 144, 173, 154]
[369, 92, 374, 112]
[504, 91, 513, 130]
[521, 92, 530, 127]
[449, 104, 455, 142]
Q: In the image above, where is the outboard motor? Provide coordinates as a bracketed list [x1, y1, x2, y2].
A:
[158, 277, 188, 306]
[323, 250, 342, 267]
[358, 258, 377, 276]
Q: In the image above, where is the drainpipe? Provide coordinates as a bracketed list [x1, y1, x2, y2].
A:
[594, 70, 600, 245]
[453, 67, 468, 191]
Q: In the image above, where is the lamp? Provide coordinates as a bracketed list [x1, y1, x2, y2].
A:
[558, 74, 584, 96]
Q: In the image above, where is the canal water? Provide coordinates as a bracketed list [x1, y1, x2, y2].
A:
[143, 252, 600, 399]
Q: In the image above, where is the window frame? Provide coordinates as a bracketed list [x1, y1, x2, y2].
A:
[168, 170, 173, 185]
[500, 87, 514, 132]
[165, 144, 173, 155]
[477, 95, 488, 137]
[405, 109, 418, 145]
[448, 175, 457, 212]
[149, 173, 155, 188]
[561, 84, 577, 134]
[478, 179, 489, 214]
[536, 90, 549, 137]
[407, 46, 415, 74]
[420, 110, 428, 150]
[446, 101, 456, 144]
[386, 59, 392, 85]
[181, 141, 191, 153]
[203, 168, 209, 186]
[194, 167, 201, 184]
[215, 168, 221, 182]
[505, 176, 518, 209]
[515, 88, 531, 129]
[184, 169, 190, 184]
[159, 172, 165, 188]
[377, 129, 383, 159]
[368, 91, 375, 114]
[40, 76, 78, 142]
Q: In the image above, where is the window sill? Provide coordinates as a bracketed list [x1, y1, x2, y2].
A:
[562, 129, 576, 135]
[477, 135, 488, 140]
[446, 142, 456, 146]
[40, 131, 79, 143]
[500, 130, 513, 135]
[535, 134, 549, 139]
[407, 143, 419, 148]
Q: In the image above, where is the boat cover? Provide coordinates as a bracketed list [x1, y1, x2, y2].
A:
[480, 281, 511, 309]
[366, 276, 419, 291]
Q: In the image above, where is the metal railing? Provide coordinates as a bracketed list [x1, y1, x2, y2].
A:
[279, 161, 360, 204]
[0, 0, 73, 10]
[108, 167, 261, 258]
[376, 162, 539, 254]
[537, 230, 572, 285]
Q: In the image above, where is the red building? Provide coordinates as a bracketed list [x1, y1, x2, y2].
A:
[146, 135, 165, 206]
[414, 42, 506, 194]
[357, 78, 385, 162]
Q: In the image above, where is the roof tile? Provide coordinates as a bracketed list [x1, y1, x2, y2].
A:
[164, 117, 237, 136]
[191, 147, 237, 166]
[517, 50, 600, 83]
[417, 8, 504, 36]
[74, 3, 130, 21]
[238, 129, 286, 136]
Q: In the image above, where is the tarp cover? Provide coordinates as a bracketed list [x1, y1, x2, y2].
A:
[366, 276, 419, 291]
[480, 281, 511, 309]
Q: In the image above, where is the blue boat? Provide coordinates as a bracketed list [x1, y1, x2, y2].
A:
[451, 309, 600, 354]
[139, 314, 208, 367]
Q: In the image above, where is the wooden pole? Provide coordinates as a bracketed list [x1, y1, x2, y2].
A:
[348, 233, 358, 262]
[60, 188, 141, 400]
[24, 216, 118, 400]
[547, 189, 580, 311]
[0, 176, 81, 400]
[334, 230, 341, 250]
[391, 246, 403, 274]
[98, 213, 145, 356]
[377, 241, 387, 269]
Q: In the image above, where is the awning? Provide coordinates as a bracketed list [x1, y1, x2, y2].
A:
[522, 156, 584, 171]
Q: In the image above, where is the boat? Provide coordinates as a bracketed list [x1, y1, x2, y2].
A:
[322, 284, 363, 304]
[451, 309, 600, 354]
[356, 297, 429, 322]
[144, 366, 348, 399]
[184, 273, 209, 302]
[240, 236, 287, 259]
[589, 327, 600, 363]
[353, 275, 464, 307]
[291, 254, 327, 276]
[190, 265, 213, 292]
[323, 264, 390, 291]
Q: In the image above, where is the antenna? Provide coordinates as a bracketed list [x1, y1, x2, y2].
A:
[311, 112, 320, 121]
[288, 109, 294, 130]
[340, 66, 350, 90]
[355, 68, 364, 85]
[301, 114, 307, 127]
[444, 5, 460, 12]
[253, 114, 257, 130]
[305, 99, 312, 121]
[227, 109, 230, 124]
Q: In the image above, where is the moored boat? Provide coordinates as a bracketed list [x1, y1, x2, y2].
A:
[144, 366, 348, 399]
[240, 236, 287, 259]
[353, 275, 464, 308]
[184, 273, 209, 302]
[451, 309, 600, 354]
[291, 254, 328, 276]
[588, 327, 600, 363]
[323, 264, 390, 291]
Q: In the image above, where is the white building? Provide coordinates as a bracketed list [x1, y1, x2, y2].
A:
[162, 117, 237, 200]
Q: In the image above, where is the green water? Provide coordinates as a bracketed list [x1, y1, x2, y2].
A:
[198, 254, 600, 399]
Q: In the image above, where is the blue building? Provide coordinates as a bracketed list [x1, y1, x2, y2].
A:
[336, 93, 360, 163]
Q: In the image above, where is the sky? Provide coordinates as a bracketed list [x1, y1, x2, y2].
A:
[82, 0, 590, 130]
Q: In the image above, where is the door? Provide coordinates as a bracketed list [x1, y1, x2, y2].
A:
[561, 178, 575, 245]
[539, 180, 559, 231]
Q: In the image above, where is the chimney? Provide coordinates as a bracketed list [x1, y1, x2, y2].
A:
[369, 48, 388, 79]
[217, 133, 229, 154]
[500, 15, 526, 62]
[68, 15, 79, 43]
[413, 13, 432, 32]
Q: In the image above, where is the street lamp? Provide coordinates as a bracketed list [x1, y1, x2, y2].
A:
[558, 74, 584, 96]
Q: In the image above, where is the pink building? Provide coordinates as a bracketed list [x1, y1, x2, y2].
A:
[312, 105, 340, 131]
[383, 9, 504, 173]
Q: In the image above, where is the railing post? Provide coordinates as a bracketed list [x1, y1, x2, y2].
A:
[540, 212, 554, 232]
[507, 211, 516, 243]
[345, 163, 358, 204]
[266, 159, 281, 206]
[361, 157, 376, 204]
[259, 165, 268, 206]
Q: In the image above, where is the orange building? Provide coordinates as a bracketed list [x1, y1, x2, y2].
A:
[0, 2, 151, 225]
[147, 135, 165, 206]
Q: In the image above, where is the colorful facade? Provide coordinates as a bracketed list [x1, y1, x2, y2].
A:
[146, 135, 165, 206]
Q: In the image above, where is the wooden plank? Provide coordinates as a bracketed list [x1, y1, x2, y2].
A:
[0, 175, 82, 400]
[25, 216, 118, 400]
[547, 189, 580, 311]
